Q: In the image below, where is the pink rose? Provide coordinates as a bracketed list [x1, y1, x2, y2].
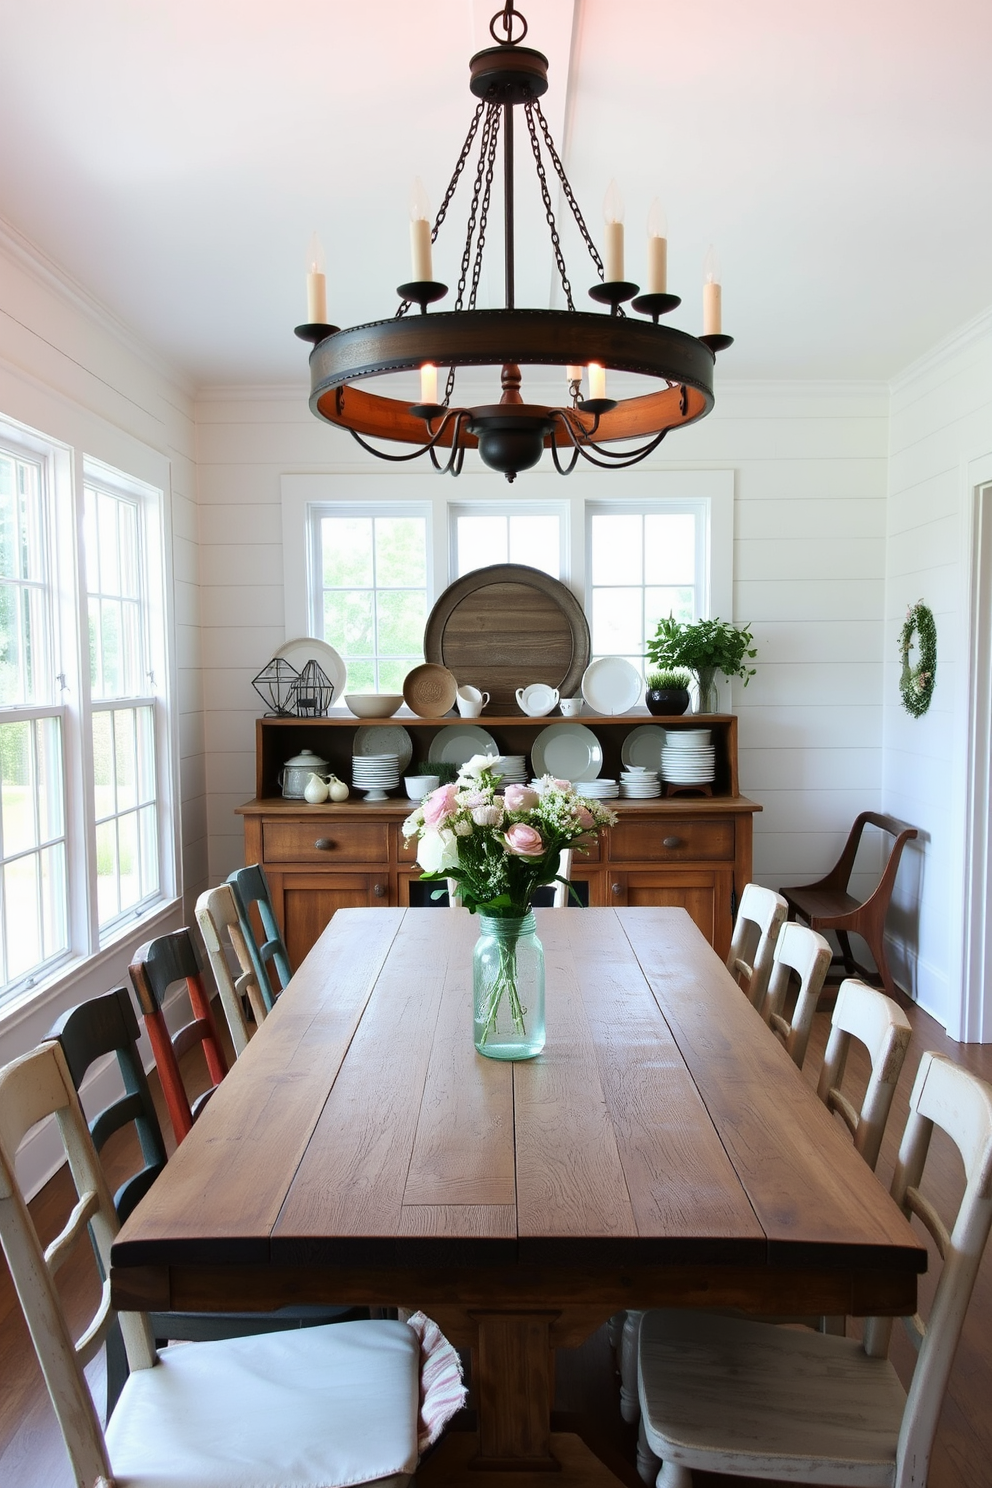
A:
[503, 784, 539, 812]
[422, 783, 458, 827]
[575, 806, 594, 829]
[503, 823, 545, 857]
[552, 778, 571, 791]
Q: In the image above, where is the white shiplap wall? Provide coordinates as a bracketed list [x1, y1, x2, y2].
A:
[196, 378, 890, 909]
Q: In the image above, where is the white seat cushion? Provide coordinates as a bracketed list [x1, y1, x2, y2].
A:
[106, 1318, 419, 1487]
[639, 1309, 907, 1486]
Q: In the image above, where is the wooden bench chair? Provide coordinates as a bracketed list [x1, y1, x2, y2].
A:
[636, 1050, 992, 1488]
[780, 811, 918, 1001]
[725, 882, 788, 1010]
[0, 1040, 423, 1487]
[227, 862, 292, 1006]
[196, 883, 270, 1055]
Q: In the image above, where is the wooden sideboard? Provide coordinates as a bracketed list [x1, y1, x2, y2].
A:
[237, 713, 761, 968]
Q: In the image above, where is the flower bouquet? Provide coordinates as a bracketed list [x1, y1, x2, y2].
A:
[402, 755, 617, 1058]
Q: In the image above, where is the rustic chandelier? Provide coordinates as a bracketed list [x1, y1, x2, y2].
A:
[296, 2, 732, 482]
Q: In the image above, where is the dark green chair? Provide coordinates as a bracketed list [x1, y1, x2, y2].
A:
[227, 863, 292, 1007]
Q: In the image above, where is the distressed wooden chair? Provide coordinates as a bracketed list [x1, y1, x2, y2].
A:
[196, 883, 270, 1055]
[227, 862, 292, 1006]
[636, 1049, 991, 1488]
[0, 1039, 424, 1487]
[780, 811, 919, 1000]
[128, 928, 229, 1143]
[818, 976, 914, 1173]
[725, 882, 788, 1010]
[760, 921, 834, 1068]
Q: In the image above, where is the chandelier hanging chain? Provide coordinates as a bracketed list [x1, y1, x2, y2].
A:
[530, 100, 620, 311]
[523, 102, 574, 311]
[444, 99, 501, 405]
[491, 0, 527, 45]
[468, 104, 501, 311]
[397, 98, 488, 319]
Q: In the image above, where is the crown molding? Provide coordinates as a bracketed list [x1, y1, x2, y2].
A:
[0, 212, 194, 399]
[890, 303, 992, 396]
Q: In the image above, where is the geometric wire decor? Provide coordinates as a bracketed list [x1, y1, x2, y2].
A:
[291, 659, 335, 716]
[252, 658, 300, 716]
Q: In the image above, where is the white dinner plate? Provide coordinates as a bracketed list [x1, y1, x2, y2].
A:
[581, 656, 643, 716]
[531, 723, 603, 783]
[427, 725, 499, 768]
[353, 726, 413, 774]
[622, 724, 669, 772]
[274, 637, 347, 705]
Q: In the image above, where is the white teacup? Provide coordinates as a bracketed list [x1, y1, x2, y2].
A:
[404, 774, 440, 801]
[559, 696, 583, 717]
[457, 685, 489, 718]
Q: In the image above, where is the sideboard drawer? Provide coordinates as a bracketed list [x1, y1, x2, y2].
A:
[610, 818, 735, 862]
[262, 820, 390, 864]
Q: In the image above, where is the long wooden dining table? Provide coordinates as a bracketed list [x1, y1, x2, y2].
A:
[111, 906, 925, 1487]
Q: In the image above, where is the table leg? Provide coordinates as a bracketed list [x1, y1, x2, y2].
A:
[472, 1311, 558, 1469]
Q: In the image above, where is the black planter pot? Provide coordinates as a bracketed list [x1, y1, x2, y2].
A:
[645, 686, 690, 716]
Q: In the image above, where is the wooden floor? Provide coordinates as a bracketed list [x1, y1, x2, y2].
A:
[2, 993, 991, 1487]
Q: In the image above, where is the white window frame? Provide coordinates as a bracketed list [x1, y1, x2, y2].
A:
[448, 499, 570, 580]
[0, 415, 177, 1010]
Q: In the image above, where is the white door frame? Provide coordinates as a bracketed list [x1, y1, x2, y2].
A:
[955, 456, 992, 1042]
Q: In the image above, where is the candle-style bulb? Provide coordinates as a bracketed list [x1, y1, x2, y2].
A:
[703, 245, 720, 285]
[420, 362, 438, 405]
[602, 180, 625, 283]
[646, 199, 667, 294]
[306, 231, 327, 323]
[702, 245, 722, 334]
[409, 178, 433, 281]
[588, 362, 607, 402]
[647, 199, 667, 239]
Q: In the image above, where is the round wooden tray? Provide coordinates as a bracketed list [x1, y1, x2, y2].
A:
[424, 564, 590, 715]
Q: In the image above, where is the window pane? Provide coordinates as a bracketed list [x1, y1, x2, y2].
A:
[645, 514, 696, 585]
[40, 842, 67, 960]
[95, 820, 119, 926]
[591, 514, 643, 585]
[118, 811, 140, 911]
[322, 517, 373, 588]
[4, 854, 40, 981]
[457, 515, 507, 576]
[36, 717, 64, 841]
[115, 708, 138, 813]
[0, 720, 35, 855]
[376, 517, 426, 588]
[138, 803, 158, 898]
[0, 451, 50, 707]
[377, 658, 408, 693]
[591, 587, 643, 657]
[646, 586, 694, 632]
[99, 599, 122, 697]
[508, 515, 560, 577]
[92, 710, 115, 819]
[376, 589, 426, 658]
[345, 658, 375, 693]
[136, 706, 156, 803]
[98, 491, 121, 597]
[323, 590, 374, 656]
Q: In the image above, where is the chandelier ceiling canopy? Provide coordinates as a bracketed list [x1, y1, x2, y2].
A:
[296, 2, 733, 482]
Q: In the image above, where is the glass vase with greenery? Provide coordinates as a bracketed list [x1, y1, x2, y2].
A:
[645, 617, 757, 713]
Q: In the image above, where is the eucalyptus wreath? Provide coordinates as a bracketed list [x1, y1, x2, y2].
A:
[899, 601, 937, 718]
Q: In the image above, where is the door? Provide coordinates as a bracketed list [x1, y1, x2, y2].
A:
[609, 868, 734, 959]
[279, 871, 389, 968]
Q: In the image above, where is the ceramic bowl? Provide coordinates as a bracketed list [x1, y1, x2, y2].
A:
[344, 693, 403, 719]
[404, 774, 440, 801]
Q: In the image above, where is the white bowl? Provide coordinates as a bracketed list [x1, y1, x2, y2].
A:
[344, 693, 403, 718]
[405, 774, 440, 801]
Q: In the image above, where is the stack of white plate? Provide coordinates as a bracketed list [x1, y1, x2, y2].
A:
[492, 754, 527, 785]
[660, 730, 715, 785]
[620, 768, 661, 799]
[351, 753, 400, 801]
[575, 778, 619, 799]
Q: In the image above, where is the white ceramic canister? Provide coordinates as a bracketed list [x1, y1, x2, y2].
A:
[278, 748, 329, 798]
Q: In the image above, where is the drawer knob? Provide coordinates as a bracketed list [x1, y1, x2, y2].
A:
[611, 882, 623, 897]
[373, 882, 387, 898]
[314, 837, 334, 851]
[663, 836, 682, 849]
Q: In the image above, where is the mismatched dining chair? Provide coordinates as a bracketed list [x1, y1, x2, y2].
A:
[196, 883, 270, 1055]
[635, 1051, 992, 1488]
[128, 928, 229, 1143]
[0, 1040, 425, 1488]
[760, 921, 833, 1068]
[725, 882, 788, 1010]
[227, 862, 292, 1006]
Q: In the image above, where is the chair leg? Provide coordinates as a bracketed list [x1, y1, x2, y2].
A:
[619, 1309, 643, 1422]
[835, 929, 858, 976]
[637, 1418, 662, 1484]
[104, 1318, 129, 1419]
[607, 1310, 625, 1350]
[657, 1463, 693, 1487]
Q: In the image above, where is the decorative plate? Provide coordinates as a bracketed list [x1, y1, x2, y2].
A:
[402, 662, 458, 718]
[621, 724, 668, 773]
[531, 723, 603, 783]
[274, 637, 347, 704]
[427, 725, 499, 768]
[424, 563, 590, 714]
[353, 725, 413, 775]
[581, 656, 643, 716]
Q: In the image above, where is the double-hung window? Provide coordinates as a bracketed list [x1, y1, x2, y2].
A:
[0, 419, 172, 1008]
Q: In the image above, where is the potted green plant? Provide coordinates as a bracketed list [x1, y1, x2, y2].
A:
[644, 668, 692, 716]
[646, 617, 757, 714]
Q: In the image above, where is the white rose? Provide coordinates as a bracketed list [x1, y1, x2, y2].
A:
[454, 818, 473, 836]
[417, 827, 461, 874]
[457, 752, 499, 782]
[472, 804, 504, 827]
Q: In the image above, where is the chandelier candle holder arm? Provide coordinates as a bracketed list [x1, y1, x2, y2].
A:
[297, 0, 733, 481]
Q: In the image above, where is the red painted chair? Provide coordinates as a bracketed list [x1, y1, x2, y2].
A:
[128, 929, 229, 1144]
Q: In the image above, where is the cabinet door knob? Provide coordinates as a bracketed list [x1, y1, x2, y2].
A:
[314, 837, 333, 851]
[611, 882, 623, 897]
[663, 836, 682, 849]
[373, 882, 387, 898]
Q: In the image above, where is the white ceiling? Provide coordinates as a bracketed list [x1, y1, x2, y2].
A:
[0, 0, 990, 387]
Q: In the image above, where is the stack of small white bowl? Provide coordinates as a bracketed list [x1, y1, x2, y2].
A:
[660, 729, 715, 786]
[493, 754, 527, 786]
[351, 753, 400, 801]
[574, 778, 619, 800]
[620, 766, 661, 798]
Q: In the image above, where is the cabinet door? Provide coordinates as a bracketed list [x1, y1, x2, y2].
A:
[608, 868, 734, 958]
[278, 871, 390, 968]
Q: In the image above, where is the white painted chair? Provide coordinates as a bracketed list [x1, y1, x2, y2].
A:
[447, 847, 574, 909]
[760, 921, 834, 1068]
[818, 976, 913, 1173]
[196, 882, 270, 1056]
[725, 882, 788, 1010]
[636, 1050, 992, 1488]
[0, 1039, 425, 1488]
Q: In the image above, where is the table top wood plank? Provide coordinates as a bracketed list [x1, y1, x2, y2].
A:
[536, 911, 766, 1263]
[618, 908, 923, 1271]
